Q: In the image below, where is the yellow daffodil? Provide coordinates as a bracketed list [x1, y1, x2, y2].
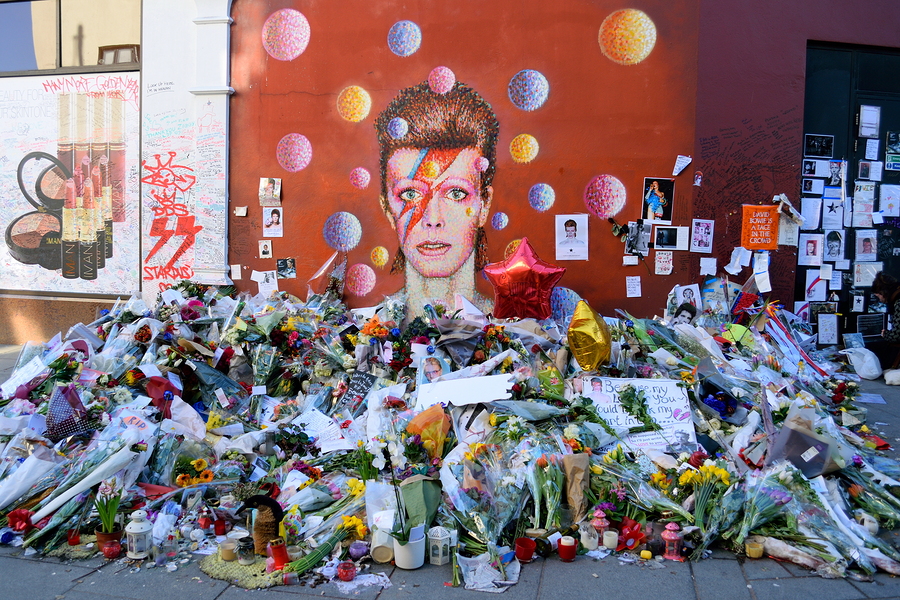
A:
[347, 478, 366, 497]
[590, 464, 603, 475]
[489, 413, 498, 427]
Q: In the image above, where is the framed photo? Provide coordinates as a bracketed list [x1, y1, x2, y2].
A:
[804, 134, 834, 158]
[555, 213, 588, 261]
[690, 219, 714, 253]
[259, 240, 272, 258]
[642, 177, 675, 223]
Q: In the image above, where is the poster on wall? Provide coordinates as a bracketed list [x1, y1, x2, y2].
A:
[740, 205, 779, 250]
[555, 214, 588, 261]
[642, 177, 674, 223]
[690, 218, 714, 253]
[0, 73, 141, 294]
[804, 134, 834, 158]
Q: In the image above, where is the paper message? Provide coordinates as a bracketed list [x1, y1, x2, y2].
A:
[699, 257, 717, 276]
[626, 276, 641, 298]
[741, 205, 779, 249]
[585, 378, 696, 451]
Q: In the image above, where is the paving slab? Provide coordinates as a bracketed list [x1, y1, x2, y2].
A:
[0, 555, 95, 598]
[691, 558, 752, 600]
[739, 556, 793, 580]
[538, 555, 695, 600]
[745, 575, 867, 600]
[67, 559, 229, 600]
[850, 572, 900, 599]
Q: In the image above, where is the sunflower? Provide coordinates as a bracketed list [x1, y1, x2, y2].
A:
[191, 458, 209, 472]
[175, 473, 192, 487]
[199, 469, 214, 483]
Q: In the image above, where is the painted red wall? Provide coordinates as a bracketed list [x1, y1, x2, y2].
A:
[229, 0, 700, 318]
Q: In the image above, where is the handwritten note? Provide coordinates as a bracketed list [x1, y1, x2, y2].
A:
[585, 378, 696, 451]
[626, 276, 641, 298]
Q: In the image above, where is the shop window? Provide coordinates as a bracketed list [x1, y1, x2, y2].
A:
[0, 0, 141, 73]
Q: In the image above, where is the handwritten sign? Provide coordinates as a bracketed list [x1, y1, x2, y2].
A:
[584, 377, 696, 451]
[741, 205, 779, 250]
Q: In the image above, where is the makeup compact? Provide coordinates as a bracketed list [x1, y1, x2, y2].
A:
[5, 152, 70, 270]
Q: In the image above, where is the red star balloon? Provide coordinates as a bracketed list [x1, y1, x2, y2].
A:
[484, 237, 565, 319]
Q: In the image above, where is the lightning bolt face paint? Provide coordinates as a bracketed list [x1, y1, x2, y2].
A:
[386, 146, 489, 278]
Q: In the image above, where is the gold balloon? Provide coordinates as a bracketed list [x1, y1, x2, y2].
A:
[567, 300, 611, 371]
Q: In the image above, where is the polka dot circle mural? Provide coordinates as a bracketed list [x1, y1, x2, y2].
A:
[550, 286, 583, 327]
[508, 69, 549, 111]
[262, 9, 310, 61]
[598, 9, 657, 65]
[323, 211, 362, 252]
[528, 183, 555, 212]
[428, 66, 456, 94]
[276, 133, 312, 172]
[510, 134, 539, 164]
[387, 20, 422, 57]
[337, 86, 372, 122]
[349, 167, 370, 189]
[583, 174, 626, 219]
[387, 117, 409, 139]
[370, 246, 389, 269]
[491, 212, 509, 230]
[504, 238, 522, 259]
[347, 263, 376, 296]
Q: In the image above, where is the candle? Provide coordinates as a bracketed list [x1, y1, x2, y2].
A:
[603, 530, 619, 550]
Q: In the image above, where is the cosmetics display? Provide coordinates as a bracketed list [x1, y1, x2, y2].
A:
[6, 91, 125, 279]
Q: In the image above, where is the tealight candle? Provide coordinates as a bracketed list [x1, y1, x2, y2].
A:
[603, 530, 619, 550]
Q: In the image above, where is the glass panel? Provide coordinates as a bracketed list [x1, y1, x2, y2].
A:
[0, 0, 57, 72]
[60, 0, 140, 67]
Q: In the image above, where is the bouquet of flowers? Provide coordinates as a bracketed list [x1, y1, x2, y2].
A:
[283, 515, 368, 576]
[725, 466, 794, 545]
[527, 453, 564, 530]
[677, 459, 732, 533]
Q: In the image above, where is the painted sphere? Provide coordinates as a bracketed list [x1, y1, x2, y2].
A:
[349, 167, 370, 189]
[491, 212, 509, 230]
[387, 20, 422, 57]
[276, 133, 312, 172]
[528, 183, 555, 212]
[337, 86, 372, 122]
[504, 238, 522, 259]
[510, 134, 539, 164]
[584, 174, 626, 219]
[598, 9, 657, 65]
[550, 287, 583, 328]
[387, 117, 409, 139]
[262, 9, 310, 61]
[323, 211, 362, 252]
[428, 66, 456, 94]
[508, 69, 550, 111]
[347, 263, 376, 296]
[370, 246, 389, 269]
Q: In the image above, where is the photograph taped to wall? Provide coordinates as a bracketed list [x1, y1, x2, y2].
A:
[823, 229, 844, 261]
[642, 177, 674, 223]
[675, 283, 700, 310]
[804, 134, 834, 158]
[802, 178, 824, 195]
[259, 240, 272, 258]
[654, 226, 679, 250]
[798, 233, 823, 267]
[417, 355, 449, 386]
[0, 73, 141, 295]
[555, 213, 588, 261]
[276, 257, 296, 279]
[625, 221, 651, 256]
[690, 218, 714, 253]
[262, 207, 283, 237]
[855, 229, 877, 262]
[259, 177, 282, 207]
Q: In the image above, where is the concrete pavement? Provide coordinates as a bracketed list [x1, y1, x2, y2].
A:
[2, 346, 900, 599]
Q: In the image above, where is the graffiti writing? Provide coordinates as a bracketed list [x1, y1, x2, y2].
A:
[141, 152, 196, 193]
[41, 75, 140, 109]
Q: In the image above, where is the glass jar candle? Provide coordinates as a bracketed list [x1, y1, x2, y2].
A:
[237, 536, 256, 566]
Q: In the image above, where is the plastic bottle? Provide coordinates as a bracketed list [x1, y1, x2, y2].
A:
[163, 534, 178, 561]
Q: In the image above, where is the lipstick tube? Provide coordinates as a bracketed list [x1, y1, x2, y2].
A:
[88, 162, 105, 269]
[108, 93, 126, 222]
[99, 156, 113, 258]
[78, 178, 98, 281]
[61, 178, 79, 279]
[74, 93, 91, 180]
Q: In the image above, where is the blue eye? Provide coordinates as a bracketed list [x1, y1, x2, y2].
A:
[446, 188, 469, 201]
[399, 189, 421, 202]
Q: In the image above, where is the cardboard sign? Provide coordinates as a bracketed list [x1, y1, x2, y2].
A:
[741, 205, 779, 250]
[584, 377, 696, 452]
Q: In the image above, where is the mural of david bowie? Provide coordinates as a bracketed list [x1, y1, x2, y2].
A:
[375, 80, 499, 320]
